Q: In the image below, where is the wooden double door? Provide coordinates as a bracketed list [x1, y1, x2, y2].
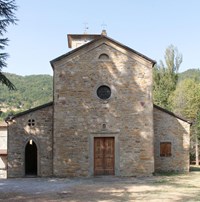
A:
[94, 137, 115, 175]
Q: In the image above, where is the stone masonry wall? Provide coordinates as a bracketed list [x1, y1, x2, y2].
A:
[7, 104, 53, 177]
[153, 107, 190, 172]
[53, 38, 155, 177]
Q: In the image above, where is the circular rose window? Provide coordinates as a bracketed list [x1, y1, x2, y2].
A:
[97, 85, 111, 100]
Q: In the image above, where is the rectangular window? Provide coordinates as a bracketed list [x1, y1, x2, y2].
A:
[160, 142, 171, 157]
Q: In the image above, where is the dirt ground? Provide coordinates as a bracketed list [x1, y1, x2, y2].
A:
[0, 167, 200, 202]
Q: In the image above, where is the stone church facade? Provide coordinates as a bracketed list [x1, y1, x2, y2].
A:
[6, 32, 191, 177]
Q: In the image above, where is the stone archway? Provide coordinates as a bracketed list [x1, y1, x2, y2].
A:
[25, 140, 37, 176]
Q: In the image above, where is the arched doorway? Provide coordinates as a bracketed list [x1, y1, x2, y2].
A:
[25, 140, 37, 176]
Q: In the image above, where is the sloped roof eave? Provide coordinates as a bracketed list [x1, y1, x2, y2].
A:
[50, 35, 156, 69]
[153, 104, 192, 125]
[5, 102, 53, 122]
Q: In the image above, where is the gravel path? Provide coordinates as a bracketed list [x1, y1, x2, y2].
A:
[0, 172, 200, 201]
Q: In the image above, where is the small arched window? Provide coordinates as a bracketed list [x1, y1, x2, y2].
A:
[98, 53, 109, 60]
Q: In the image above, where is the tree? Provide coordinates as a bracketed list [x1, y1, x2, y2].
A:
[0, 0, 17, 90]
[153, 45, 182, 110]
[194, 112, 200, 165]
[170, 79, 200, 165]
[170, 79, 200, 119]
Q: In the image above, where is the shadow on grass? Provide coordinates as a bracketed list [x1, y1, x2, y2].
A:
[190, 165, 200, 172]
[154, 165, 200, 176]
[154, 171, 186, 176]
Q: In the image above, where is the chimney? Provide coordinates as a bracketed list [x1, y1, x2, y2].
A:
[101, 29, 107, 36]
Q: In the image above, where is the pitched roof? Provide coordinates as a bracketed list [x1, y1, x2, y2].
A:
[5, 102, 53, 121]
[50, 35, 156, 69]
[154, 104, 192, 125]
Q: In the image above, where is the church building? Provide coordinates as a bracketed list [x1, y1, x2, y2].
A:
[6, 31, 191, 177]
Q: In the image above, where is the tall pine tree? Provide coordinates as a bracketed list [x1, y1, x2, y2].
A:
[0, 0, 17, 90]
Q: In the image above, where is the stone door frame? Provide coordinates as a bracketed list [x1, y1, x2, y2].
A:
[89, 132, 120, 176]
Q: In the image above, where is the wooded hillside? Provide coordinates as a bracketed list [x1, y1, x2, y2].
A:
[178, 68, 200, 82]
[0, 69, 200, 121]
[0, 73, 53, 120]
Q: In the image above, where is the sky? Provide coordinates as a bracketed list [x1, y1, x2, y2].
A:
[4, 0, 200, 76]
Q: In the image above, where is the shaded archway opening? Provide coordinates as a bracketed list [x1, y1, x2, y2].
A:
[25, 140, 37, 176]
